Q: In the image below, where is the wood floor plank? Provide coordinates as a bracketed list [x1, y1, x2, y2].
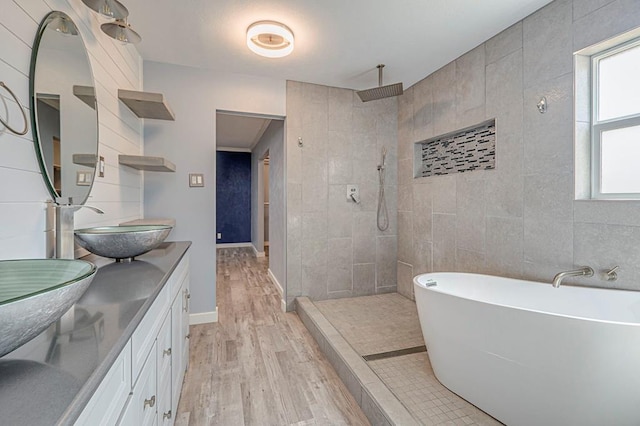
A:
[176, 248, 369, 425]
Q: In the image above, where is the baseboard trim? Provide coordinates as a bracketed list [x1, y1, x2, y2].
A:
[190, 308, 218, 325]
[216, 242, 253, 248]
[267, 269, 286, 312]
[252, 244, 265, 258]
[267, 269, 283, 296]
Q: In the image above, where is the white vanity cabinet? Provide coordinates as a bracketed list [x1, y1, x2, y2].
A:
[75, 252, 190, 426]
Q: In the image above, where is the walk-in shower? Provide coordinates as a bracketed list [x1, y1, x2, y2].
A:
[377, 147, 389, 231]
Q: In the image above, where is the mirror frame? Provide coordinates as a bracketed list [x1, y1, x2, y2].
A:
[29, 11, 99, 205]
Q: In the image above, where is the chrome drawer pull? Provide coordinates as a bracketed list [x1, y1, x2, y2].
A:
[183, 290, 191, 312]
[163, 410, 172, 420]
[163, 348, 172, 357]
[186, 333, 191, 339]
[144, 395, 156, 409]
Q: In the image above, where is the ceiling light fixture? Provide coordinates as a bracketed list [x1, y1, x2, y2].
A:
[81, 0, 129, 20]
[101, 19, 142, 44]
[246, 21, 294, 58]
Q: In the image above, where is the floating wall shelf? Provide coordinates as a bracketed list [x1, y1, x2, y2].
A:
[73, 85, 96, 110]
[118, 155, 176, 172]
[118, 89, 175, 120]
[72, 154, 97, 167]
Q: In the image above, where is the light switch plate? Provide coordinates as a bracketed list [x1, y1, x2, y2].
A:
[189, 173, 204, 187]
[98, 156, 105, 178]
[77, 171, 92, 186]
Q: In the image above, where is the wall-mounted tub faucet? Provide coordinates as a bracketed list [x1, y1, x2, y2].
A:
[552, 266, 594, 288]
[605, 266, 619, 281]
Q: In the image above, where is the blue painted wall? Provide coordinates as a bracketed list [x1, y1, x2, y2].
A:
[216, 151, 251, 243]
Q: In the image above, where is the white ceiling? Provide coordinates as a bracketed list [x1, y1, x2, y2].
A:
[125, 0, 553, 91]
[216, 113, 272, 150]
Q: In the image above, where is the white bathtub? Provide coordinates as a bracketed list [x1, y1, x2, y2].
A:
[413, 272, 640, 426]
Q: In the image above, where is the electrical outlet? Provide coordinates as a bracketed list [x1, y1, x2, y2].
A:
[217, 233, 221, 240]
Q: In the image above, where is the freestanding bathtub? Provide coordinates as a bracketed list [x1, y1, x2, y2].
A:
[413, 272, 640, 426]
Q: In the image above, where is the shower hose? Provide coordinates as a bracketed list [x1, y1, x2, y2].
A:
[377, 148, 389, 231]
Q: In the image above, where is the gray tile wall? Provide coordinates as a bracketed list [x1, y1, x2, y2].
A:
[416, 120, 496, 178]
[398, 0, 640, 300]
[287, 82, 398, 309]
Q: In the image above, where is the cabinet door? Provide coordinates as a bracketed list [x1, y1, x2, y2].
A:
[75, 341, 132, 426]
[157, 373, 173, 425]
[157, 311, 172, 390]
[132, 286, 169, 382]
[181, 279, 190, 373]
[170, 294, 183, 418]
[118, 342, 157, 426]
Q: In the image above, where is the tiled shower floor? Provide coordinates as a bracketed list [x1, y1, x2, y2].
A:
[315, 293, 423, 356]
[314, 294, 501, 425]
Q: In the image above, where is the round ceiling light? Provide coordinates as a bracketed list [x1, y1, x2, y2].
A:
[246, 21, 294, 58]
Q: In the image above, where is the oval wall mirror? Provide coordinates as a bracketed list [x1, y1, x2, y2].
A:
[30, 11, 98, 205]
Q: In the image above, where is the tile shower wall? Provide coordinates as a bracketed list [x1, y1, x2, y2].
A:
[286, 81, 398, 310]
[0, 0, 144, 259]
[397, 0, 640, 299]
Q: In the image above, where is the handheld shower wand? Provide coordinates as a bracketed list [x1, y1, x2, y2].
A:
[377, 146, 389, 231]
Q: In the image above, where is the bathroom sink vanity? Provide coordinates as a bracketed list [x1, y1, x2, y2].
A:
[0, 242, 191, 426]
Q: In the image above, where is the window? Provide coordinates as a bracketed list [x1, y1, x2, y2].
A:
[591, 39, 640, 198]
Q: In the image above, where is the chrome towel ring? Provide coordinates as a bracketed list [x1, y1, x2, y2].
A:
[0, 81, 28, 135]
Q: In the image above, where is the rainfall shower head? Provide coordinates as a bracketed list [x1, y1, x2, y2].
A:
[356, 64, 404, 102]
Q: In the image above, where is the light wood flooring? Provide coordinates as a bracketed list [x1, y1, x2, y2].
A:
[175, 248, 370, 426]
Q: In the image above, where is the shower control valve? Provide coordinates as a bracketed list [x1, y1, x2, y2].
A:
[347, 184, 360, 204]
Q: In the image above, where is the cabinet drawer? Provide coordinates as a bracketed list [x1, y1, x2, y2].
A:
[132, 284, 169, 382]
[118, 342, 157, 426]
[75, 341, 132, 426]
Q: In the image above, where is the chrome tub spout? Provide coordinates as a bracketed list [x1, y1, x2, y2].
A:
[552, 267, 594, 288]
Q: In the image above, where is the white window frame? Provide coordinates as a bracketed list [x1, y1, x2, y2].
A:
[590, 38, 640, 199]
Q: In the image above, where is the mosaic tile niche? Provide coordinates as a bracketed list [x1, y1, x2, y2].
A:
[414, 119, 496, 178]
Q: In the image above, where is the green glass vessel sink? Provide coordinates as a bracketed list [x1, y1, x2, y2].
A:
[0, 259, 97, 358]
[75, 225, 172, 261]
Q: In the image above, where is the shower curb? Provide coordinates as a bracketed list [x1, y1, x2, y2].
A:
[296, 297, 419, 426]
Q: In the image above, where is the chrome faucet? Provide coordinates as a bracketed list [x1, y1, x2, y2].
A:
[52, 199, 104, 259]
[552, 266, 594, 288]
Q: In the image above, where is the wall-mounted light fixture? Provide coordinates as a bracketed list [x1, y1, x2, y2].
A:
[246, 21, 294, 58]
[81, 0, 129, 20]
[537, 96, 547, 114]
[81, 0, 141, 44]
[101, 19, 141, 44]
[51, 14, 79, 36]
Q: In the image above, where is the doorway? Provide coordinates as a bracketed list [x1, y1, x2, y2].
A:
[215, 110, 286, 311]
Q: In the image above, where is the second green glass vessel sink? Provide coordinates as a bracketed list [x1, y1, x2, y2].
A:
[74, 225, 172, 261]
